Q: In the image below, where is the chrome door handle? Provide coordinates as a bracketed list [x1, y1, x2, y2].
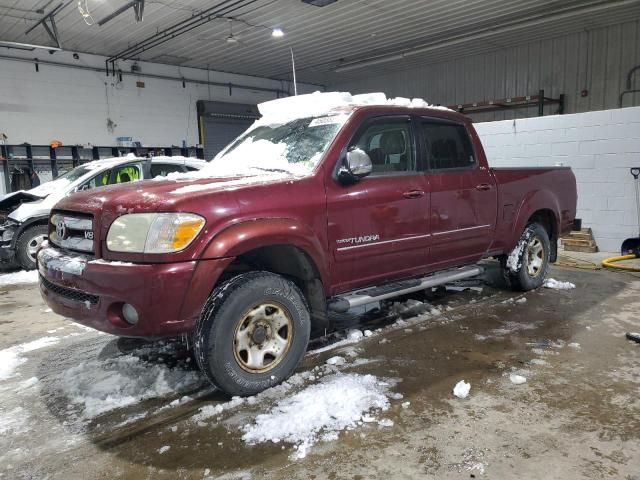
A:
[476, 183, 492, 191]
[403, 190, 425, 199]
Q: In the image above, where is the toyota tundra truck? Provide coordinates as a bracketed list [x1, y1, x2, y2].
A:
[37, 92, 577, 396]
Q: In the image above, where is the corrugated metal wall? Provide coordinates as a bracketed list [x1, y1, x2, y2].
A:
[332, 20, 640, 122]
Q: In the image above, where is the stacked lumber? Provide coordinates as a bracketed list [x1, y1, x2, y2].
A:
[561, 228, 598, 253]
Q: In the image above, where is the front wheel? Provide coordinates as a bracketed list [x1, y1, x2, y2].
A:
[503, 222, 550, 291]
[16, 224, 48, 271]
[194, 271, 311, 396]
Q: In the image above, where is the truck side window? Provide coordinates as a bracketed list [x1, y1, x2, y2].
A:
[422, 123, 475, 170]
[352, 120, 415, 175]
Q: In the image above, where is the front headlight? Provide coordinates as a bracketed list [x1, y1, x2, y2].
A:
[106, 213, 205, 253]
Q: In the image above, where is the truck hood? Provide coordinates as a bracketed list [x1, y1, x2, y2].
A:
[53, 172, 298, 217]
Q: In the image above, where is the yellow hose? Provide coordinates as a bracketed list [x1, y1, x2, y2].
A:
[602, 254, 640, 272]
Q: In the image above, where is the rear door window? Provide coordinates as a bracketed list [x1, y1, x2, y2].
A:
[421, 122, 475, 170]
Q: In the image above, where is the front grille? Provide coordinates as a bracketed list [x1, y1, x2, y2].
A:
[40, 275, 99, 305]
[49, 212, 95, 253]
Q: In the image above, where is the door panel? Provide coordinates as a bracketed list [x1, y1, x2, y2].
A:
[326, 116, 430, 293]
[429, 169, 496, 268]
[420, 120, 497, 269]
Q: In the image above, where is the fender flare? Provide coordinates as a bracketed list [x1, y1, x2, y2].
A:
[201, 217, 329, 286]
[510, 189, 561, 249]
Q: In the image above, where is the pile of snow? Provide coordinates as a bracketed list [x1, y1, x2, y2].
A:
[543, 278, 576, 290]
[509, 373, 527, 385]
[0, 337, 60, 381]
[453, 380, 471, 399]
[257, 91, 451, 125]
[59, 354, 203, 419]
[241, 373, 392, 459]
[0, 270, 38, 286]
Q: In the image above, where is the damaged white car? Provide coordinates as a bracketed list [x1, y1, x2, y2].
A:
[0, 155, 205, 270]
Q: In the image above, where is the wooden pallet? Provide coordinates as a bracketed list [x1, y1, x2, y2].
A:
[561, 228, 598, 253]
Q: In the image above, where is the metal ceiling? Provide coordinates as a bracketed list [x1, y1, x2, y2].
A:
[1, 0, 640, 85]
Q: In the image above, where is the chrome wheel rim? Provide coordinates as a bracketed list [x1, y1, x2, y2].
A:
[233, 302, 293, 373]
[27, 234, 47, 261]
[526, 236, 545, 277]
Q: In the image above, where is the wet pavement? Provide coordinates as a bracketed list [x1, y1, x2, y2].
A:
[1, 262, 639, 479]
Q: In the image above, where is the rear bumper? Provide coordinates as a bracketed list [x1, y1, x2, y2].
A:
[37, 245, 233, 338]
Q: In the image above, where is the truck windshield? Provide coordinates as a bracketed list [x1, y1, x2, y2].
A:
[206, 113, 349, 176]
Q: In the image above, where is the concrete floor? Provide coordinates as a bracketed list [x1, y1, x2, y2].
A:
[1, 261, 639, 480]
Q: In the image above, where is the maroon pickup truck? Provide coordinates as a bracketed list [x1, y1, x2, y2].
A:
[38, 94, 577, 395]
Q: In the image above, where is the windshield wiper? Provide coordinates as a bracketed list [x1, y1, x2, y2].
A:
[250, 166, 291, 174]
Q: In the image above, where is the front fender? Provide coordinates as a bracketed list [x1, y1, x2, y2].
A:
[201, 217, 329, 286]
[510, 189, 561, 248]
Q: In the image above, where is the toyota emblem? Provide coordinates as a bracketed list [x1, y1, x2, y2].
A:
[56, 219, 67, 239]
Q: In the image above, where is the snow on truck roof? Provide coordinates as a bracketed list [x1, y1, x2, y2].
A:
[256, 91, 453, 125]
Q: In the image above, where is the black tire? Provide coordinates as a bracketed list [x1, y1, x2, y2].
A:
[194, 271, 311, 396]
[16, 224, 48, 271]
[503, 222, 550, 291]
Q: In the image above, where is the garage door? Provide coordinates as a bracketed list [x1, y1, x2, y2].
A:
[197, 101, 261, 160]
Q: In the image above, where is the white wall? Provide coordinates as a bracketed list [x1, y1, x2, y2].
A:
[475, 106, 640, 252]
[0, 50, 319, 148]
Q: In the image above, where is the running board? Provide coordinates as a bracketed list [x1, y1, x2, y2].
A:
[327, 265, 484, 313]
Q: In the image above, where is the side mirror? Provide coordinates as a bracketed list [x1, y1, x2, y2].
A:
[338, 148, 372, 184]
[75, 184, 90, 192]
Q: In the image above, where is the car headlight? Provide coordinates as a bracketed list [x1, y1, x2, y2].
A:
[106, 213, 205, 253]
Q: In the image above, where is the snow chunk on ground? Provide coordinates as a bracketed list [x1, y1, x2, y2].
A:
[241, 373, 392, 459]
[192, 396, 245, 423]
[346, 329, 363, 342]
[544, 278, 576, 290]
[453, 380, 471, 399]
[0, 337, 60, 381]
[377, 418, 394, 427]
[158, 446, 170, 454]
[60, 355, 203, 419]
[0, 270, 38, 286]
[509, 374, 527, 385]
[325, 356, 346, 366]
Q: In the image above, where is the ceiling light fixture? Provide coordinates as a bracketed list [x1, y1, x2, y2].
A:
[272, 28, 284, 38]
[0, 40, 62, 52]
[302, 0, 337, 7]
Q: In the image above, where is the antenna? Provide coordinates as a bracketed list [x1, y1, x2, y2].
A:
[290, 46, 298, 96]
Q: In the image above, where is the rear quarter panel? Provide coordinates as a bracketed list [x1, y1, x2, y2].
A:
[489, 167, 577, 253]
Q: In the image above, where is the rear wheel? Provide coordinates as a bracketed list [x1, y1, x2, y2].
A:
[16, 224, 48, 271]
[503, 222, 550, 291]
[194, 271, 311, 396]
